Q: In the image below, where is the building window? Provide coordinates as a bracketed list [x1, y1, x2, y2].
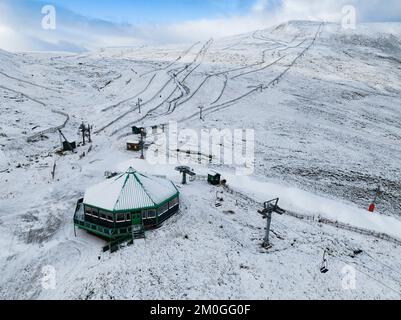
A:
[169, 197, 179, 208]
[92, 208, 99, 218]
[158, 203, 169, 216]
[147, 210, 156, 219]
[100, 210, 112, 222]
[116, 214, 125, 223]
[85, 207, 99, 218]
[142, 210, 156, 219]
[126, 213, 131, 221]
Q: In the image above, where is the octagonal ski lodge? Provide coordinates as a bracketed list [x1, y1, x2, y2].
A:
[74, 168, 180, 240]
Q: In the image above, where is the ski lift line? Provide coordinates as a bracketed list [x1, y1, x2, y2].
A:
[230, 55, 287, 80]
[139, 41, 201, 78]
[274, 218, 401, 297]
[179, 80, 265, 122]
[351, 256, 401, 289]
[301, 218, 401, 277]
[277, 39, 308, 53]
[275, 216, 401, 297]
[252, 30, 280, 43]
[353, 265, 401, 297]
[212, 43, 284, 78]
[226, 184, 401, 253]
[296, 212, 401, 279]
[264, 24, 323, 89]
[174, 74, 214, 108]
[100, 77, 176, 134]
[27, 110, 70, 142]
[0, 85, 46, 107]
[364, 252, 401, 278]
[111, 24, 322, 137]
[210, 74, 229, 105]
[315, 220, 401, 283]
[165, 69, 211, 115]
[108, 41, 211, 136]
[102, 43, 204, 132]
[113, 87, 179, 138]
[101, 74, 156, 112]
[112, 83, 179, 137]
[0, 70, 61, 93]
[111, 43, 212, 137]
[178, 23, 324, 124]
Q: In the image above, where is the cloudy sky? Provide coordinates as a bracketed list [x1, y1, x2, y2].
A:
[0, 0, 401, 52]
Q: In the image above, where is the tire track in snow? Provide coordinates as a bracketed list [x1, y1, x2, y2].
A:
[177, 23, 324, 123]
[101, 74, 156, 112]
[109, 40, 214, 136]
[139, 41, 201, 78]
[230, 55, 287, 80]
[97, 41, 211, 134]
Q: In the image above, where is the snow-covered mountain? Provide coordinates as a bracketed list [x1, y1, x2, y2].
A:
[1, 21, 401, 299]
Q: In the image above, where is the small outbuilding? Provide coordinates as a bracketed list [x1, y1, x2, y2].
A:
[74, 167, 180, 240]
[127, 140, 141, 151]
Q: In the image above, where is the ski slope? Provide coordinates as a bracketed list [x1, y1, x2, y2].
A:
[1, 21, 401, 299]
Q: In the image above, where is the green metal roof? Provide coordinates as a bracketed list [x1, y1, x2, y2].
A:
[84, 167, 179, 212]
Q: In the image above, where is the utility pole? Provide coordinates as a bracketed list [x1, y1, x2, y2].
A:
[140, 127, 145, 160]
[137, 98, 143, 114]
[80, 122, 86, 146]
[87, 125, 92, 143]
[198, 106, 204, 121]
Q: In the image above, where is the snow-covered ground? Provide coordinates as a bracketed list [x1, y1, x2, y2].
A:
[1, 21, 401, 299]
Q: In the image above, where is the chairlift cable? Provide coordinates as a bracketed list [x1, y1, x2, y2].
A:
[273, 217, 401, 297]
[293, 215, 401, 281]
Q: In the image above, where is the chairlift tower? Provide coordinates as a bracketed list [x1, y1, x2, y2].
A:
[79, 122, 92, 146]
[58, 129, 76, 152]
[175, 166, 196, 185]
[259, 198, 285, 249]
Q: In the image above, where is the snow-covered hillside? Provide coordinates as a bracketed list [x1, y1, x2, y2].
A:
[1, 21, 401, 299]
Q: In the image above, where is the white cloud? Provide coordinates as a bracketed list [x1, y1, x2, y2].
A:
[252, 0, 269, 13]
[0, 0, 400, 52]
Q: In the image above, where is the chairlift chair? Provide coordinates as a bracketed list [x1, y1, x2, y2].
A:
[320, 250, 329, 274]
[189, 170, 197, 182]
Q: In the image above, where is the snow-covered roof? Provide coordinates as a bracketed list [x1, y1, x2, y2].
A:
[84, 167, 179, 212]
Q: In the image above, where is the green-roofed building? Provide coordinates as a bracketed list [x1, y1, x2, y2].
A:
[74, 168, 180, 241]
